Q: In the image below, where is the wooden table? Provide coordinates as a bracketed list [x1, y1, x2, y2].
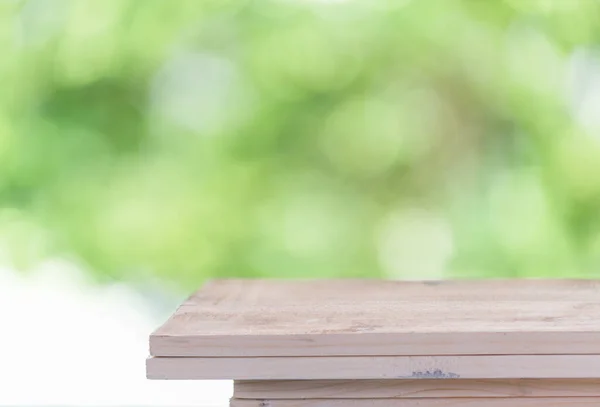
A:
[147, 279, 600, 406]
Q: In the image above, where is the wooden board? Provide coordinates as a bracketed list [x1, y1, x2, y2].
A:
[234, 379, 600, 399]
[150, 279, 600, 357]
[146, 355, 600, 380]
[230, 398, 600, 407]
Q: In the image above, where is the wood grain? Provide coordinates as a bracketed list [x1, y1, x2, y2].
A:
[230, 398, 600, 407]
[150, 279, 600, 357]
[233, 379, 600, 399]
[146, 355, 600, 380]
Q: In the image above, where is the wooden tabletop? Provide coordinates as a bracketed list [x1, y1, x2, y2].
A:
[149, 279, 600, 357]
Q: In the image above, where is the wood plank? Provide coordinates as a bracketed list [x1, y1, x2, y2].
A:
[150, 279, 600, 357]
[234, 379, 600, 399]
[230, 398, 600, 407]
[146, 355, 600, 380]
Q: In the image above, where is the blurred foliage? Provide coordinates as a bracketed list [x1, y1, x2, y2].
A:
[2, 0, 600, 288]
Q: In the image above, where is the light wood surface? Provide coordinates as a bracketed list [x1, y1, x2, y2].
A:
[150, 279, 600, 357]
[146, 355, 600, 380]
[229, 398, 600, 407]
[234, 379, 600, 399]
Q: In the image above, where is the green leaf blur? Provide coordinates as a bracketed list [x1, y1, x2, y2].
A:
[2, 0, 600, 288]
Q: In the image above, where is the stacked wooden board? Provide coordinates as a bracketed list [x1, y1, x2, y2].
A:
[147, 279, 600, 406]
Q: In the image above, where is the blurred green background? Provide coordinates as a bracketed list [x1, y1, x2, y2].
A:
[2, 0, 600, 290]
